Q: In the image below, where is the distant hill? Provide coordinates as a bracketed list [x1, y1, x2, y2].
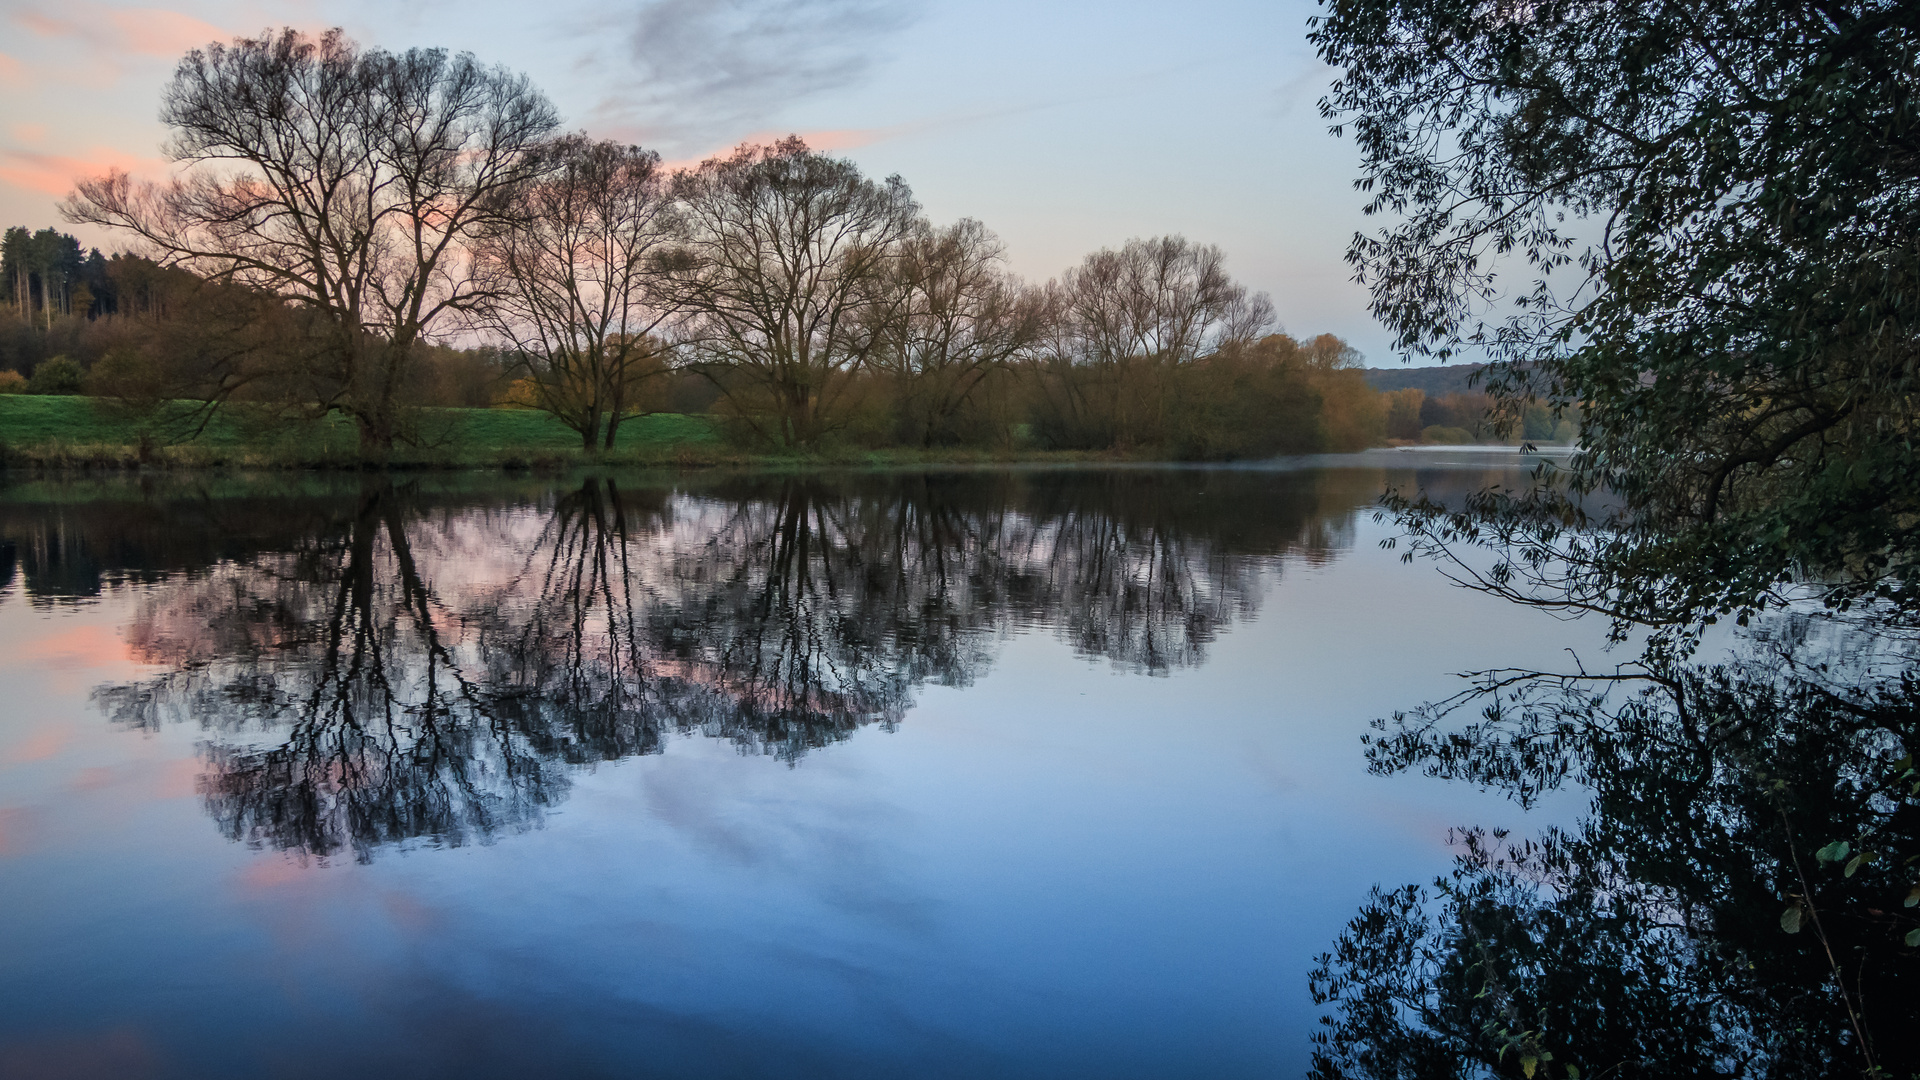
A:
[1363, 364, 1488, 396]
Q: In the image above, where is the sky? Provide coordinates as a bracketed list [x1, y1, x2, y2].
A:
[0, 0, 1424, 365]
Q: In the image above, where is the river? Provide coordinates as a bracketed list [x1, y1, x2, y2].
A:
[0, 453, 1619, 1079]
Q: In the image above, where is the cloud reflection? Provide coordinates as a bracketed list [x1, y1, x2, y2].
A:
[0, 470, 1384, 860]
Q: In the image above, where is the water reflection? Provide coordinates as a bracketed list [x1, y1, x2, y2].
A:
[1309, 624, 1920, 1079]
[0, 467, 1433, 861]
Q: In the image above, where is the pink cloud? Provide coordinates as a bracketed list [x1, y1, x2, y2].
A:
[0, 52, 25, 87]
[238, 856, 310, 891]
[3, 725, 68, 765]
[69, 766, 121, 791]
[149, 756, 201, 799]
[0, 1026, 162, 1078]
[661, 125, 912, 173]
[381, 889, 441, 932]
[0, 806, 34, 857]
[107, 8, 229, 56]
[12, 4, 227, 58]
[0, 145, 166, 197]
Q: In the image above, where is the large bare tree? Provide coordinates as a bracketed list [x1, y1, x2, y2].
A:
[1035, 236, 1274, 448]
[64, 29, 559, 453]
[472, 136, 679, 451]
[870, 218, 1046, 446]
[667, 137, 919, 448]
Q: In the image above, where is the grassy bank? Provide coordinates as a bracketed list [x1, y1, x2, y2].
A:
[0, 395, 1126, 470]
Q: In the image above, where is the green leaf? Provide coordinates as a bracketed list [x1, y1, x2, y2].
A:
[1907, 928, 1920, 947]
[1845, 853, 1867, 877]
[1521, 1054, 1538, 1079]
[1904, 886, 1919, 908]
[1565, 1067, 1580, 1080]
[1781, 905, 1804, 934]
[1816, 841, 1850, 864]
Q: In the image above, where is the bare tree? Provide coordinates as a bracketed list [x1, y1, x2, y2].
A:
[63, 29, 559, 454]
[472, 137, 679, 451]
[1034, 236, 1274, 448]
[870, 218, 1046, 446]
[667, 137, 919, 448]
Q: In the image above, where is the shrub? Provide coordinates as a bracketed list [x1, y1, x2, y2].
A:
[27, 356, 85, 395]
[1420, 424, 1477, 445]
[0, 370, 25, 394]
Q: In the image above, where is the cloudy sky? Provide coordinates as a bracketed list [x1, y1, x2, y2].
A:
[0, 0, 1417, 364]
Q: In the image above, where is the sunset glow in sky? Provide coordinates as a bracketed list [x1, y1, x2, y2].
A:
[0, 0, 1406, 361]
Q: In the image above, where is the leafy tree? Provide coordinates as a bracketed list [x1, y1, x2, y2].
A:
[1, 228, 85, 328]
[1312, 0, 1920, 642]
[0, 227, 25, 317]
[1383, 387, 1424, 441]
[1165, 335, 1326, 459]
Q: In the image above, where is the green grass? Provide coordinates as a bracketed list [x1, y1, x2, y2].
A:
[0, 394, 728, 468]
[0, 395, 1142, 471]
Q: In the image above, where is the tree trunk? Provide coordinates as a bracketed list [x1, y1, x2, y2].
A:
[583, 402, 603, 453]
[357, 412, 396, 457]
[603, 380, 623, 452]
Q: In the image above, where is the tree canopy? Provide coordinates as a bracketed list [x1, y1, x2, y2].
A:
[1312, 0, 1920, 641]
[64, 28, 559, 452]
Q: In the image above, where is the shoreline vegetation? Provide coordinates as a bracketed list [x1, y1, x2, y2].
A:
[0, 395, 1570, 472]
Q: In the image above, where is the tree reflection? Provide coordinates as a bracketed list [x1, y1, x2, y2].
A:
[481, 477, 676, 763]
[72, 469, 1373, 859]
[1309, 635, 1920, 1079]
[99, 483, 562, 861]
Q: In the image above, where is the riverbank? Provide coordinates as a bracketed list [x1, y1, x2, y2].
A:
[0, 395, 1139, 470]
[0, 395, 1564, 471]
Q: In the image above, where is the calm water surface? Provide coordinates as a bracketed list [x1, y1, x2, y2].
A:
[0, 454, 1606, 1079]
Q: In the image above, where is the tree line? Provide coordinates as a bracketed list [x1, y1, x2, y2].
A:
[11, 27, 1499, 459]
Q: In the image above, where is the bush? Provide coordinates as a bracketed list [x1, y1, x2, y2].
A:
[1420, 424, 1476, 444]
[27, 356, 85, 395]
[1166, 348, 1325, 459]
[0, 370, 25, 394]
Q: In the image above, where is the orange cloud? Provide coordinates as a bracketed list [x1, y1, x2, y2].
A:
[0, 145, 166, 196]
[19, 623, 135, 669]
[0, 52, 24, 87]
